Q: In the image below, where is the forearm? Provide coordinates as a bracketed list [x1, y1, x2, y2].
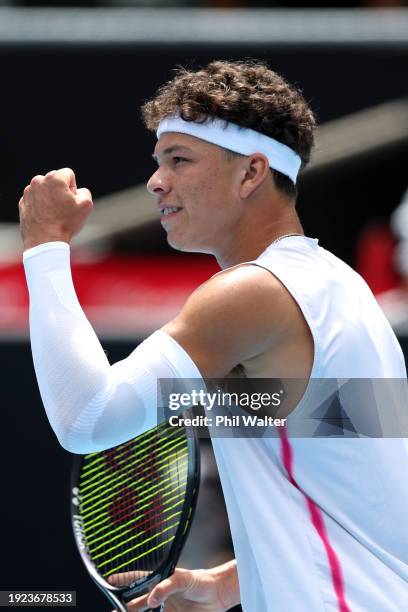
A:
[209, 559, 240, 609]
[24, 242, 113, 450]
[23, 242, 203, 453]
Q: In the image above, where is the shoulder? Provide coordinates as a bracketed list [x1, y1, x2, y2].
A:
[197, 263, 283, 299]
[162, 263, 300, 377]
[169, 263, 288, 334]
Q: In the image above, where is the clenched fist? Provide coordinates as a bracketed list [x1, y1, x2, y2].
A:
[19, 168, 93, 250]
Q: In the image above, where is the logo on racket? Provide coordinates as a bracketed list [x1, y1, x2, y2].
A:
[72, 487, 81, 507]
[72, 488, 87, 552]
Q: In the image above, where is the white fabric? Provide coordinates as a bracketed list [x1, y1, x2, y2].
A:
[211, 236, 408, 611]
[391, 188, 408, 276]
[23, 242, 203, 453]
[23, 238, 408, 610]
[157, 115, 301, 183]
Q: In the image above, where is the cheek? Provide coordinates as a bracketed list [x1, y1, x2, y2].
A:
[189, 166, 227, 213]
[187, 181, 213, 214]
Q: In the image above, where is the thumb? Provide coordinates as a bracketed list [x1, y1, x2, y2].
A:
[75, 187, 93, 210]
[147, 570, 194, 607]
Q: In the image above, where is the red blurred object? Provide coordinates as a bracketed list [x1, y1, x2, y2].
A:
[355, 221, 400, 296]
[0, 254, 220, 338]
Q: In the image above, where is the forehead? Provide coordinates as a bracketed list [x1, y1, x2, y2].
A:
[153, 132, 220, 157]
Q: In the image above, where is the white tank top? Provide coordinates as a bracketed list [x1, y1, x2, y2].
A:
[211, 236, 408, 612]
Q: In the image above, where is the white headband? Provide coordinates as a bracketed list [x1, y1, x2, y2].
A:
[156, 116, 301, 183]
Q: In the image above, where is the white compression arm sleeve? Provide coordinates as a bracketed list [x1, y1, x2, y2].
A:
[23, 242, 203, 454]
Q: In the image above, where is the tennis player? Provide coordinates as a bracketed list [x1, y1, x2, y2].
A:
[20, 61, 408, 611]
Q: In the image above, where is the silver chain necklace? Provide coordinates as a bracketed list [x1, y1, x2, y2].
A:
[272, 233, 303, 245]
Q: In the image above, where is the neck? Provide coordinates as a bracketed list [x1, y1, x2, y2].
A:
[216, 206, 304, 270]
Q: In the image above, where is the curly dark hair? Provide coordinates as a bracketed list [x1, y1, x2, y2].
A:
[142, 60, 316, 199]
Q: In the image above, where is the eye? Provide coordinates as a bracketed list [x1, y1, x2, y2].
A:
[173, 156, 188, 164]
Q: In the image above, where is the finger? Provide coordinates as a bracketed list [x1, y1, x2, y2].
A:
[23, 184, 35, 206]
[108, 570, 150, 586]
[44, 170, 57, 181]
[124, 593, 151, 611]
[54, 168, 77, 193]
[18, 196, 25, 219]
[75, 188, 93, 213]
[75, 187, 93, 205]
[147, 569, 194, 607]
[30, 174, 45, 187]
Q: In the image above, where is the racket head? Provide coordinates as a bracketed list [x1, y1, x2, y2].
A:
[70, 419, 200, 606]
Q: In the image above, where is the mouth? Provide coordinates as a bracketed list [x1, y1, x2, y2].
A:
[159, 206, 183, 218]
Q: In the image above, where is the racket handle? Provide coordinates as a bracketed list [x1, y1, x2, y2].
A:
[150, 606, 164, 612]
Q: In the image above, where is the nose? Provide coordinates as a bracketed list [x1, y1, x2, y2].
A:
[146, 168, 171, 196]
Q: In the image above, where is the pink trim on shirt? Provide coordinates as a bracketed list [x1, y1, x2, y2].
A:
[279, 427, 351, 612]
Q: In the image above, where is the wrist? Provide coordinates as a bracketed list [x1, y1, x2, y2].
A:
[209, 559, 240, 610]
[23, 237, 70, 250]
[22, 224, 72, 251]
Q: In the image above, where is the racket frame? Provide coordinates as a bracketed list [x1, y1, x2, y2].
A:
[70, 421, 200, 611]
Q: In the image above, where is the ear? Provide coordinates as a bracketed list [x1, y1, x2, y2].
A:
[239, 153, 270, 199]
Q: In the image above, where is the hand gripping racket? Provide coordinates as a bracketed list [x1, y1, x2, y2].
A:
[71, 418, 200, 611]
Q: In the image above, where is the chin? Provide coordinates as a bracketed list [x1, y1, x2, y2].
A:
[166, 233, 212, 255]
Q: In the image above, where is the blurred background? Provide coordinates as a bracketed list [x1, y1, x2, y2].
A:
[1, 2, 408, 611]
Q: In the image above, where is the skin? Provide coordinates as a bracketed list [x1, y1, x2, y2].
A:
[19, 132, 313, 611]
[150, 133, 313, 382]
[106, 562, 239, 611]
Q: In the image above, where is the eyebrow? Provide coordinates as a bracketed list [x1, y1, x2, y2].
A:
[152, 145, 193, 162]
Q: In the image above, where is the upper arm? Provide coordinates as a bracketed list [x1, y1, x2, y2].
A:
[162, 264, 293, 378]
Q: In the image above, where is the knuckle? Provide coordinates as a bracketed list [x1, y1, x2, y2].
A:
[46, 174, 66, 189]
[79, 189, 93, 207]
[60, 166, 75, 177]
[44, 170, 57, 182]
[30, 174, 44, 186]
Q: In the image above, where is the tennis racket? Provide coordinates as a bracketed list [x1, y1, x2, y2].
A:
[71, 418, 200, 611]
